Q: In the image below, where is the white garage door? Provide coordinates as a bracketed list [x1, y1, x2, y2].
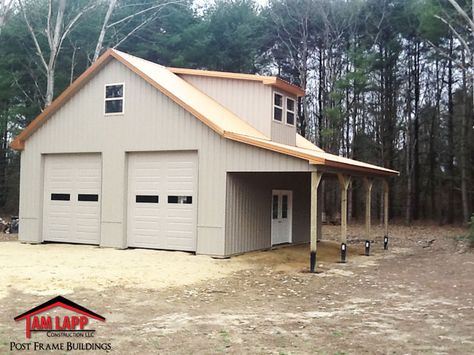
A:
[42, 154, 101, 244]
[127, 151, 197, 251]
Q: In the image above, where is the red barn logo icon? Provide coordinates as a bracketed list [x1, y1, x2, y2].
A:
[14, 296, 105, 338]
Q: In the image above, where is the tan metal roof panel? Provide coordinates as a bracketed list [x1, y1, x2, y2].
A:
[295, 134, 325, 152]
[113, 50, 268, 140]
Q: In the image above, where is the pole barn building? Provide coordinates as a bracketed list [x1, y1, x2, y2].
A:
[11, 49, 398, 269]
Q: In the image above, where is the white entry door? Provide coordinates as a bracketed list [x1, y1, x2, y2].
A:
[271, 190, 292, 245]
[127, 151, 197, 251]
[42, 154, 102, 244]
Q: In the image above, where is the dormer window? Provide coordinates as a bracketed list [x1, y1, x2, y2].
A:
[273, 93, 283, 122]
[105, 83, 124, 115]
[286, 98, 295, 125]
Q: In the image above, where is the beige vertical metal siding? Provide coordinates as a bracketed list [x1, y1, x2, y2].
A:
[225, 172, 311, 255]
[271, 121, 296, 146]
[225, 173, 270, 255]
[19, 58, 314, 256]
[179, 74, 272, 137]
[271, 88, 297, 146]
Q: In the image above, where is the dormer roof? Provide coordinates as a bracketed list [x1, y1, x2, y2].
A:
[168, 67, 306, 97]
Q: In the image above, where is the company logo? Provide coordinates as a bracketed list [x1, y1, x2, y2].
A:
[14, 296, 105, 339]
[11, 296, 111, 352]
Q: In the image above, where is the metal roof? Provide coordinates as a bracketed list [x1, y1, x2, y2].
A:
[11, 49, 399, 177]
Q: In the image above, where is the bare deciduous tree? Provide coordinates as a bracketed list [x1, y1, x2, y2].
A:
[19, 0, 96, 107]
[92, 0, 183, 63]
[437, 0, 474, 223]
[0, 0, 15, 36]
[269, 0, 317, 139]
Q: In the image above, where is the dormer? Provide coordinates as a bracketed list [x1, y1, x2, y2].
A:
[168, 67, 305, 146]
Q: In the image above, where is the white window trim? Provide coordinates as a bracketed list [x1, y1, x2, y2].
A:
[273, 91, 284, 123]
[285, 97, 296, 126]
[104, 83, 125, 116]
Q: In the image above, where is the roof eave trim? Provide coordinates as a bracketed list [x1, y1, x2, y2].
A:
[262, 79, 305, 97]
[312, 159, 400, 177]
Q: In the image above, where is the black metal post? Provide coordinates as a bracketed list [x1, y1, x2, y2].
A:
[365, 240, 370, 256]
[384, 236, 389, 250]
[310, 251, 316, 272]
[340, 243, 347, 263]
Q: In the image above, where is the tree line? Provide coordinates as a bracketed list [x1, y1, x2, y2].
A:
[0, 0, 472, 224]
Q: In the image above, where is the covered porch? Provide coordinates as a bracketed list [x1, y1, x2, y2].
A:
[224, 166, 397, 272]
[308, 168, 392, 272]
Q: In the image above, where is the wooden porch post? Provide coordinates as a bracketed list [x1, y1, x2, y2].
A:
[310, 171, 323, 272]
[338, 174, 351, 245]
[383, 179, 389, 238]
[364, 178, 373, 241]
[317, 185, 323, 242]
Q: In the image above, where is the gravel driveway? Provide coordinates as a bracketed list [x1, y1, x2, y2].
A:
[0, 224, 472, 354]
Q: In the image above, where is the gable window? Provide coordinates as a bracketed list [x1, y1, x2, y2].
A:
[105, 83, 124, 114]
[273, 93, 283, 122]
[286, 98, 295, 125]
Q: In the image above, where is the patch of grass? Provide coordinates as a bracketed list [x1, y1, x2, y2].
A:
[219, 329, 231, 346]
[216, 330, 231, 352]
[149, 337, 160, 349]
[219, 329, 229, 339]
[334, 351, 346, 355]
[332, 330, 344, 337]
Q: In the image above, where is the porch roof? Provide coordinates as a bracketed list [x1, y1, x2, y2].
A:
[226, 132, 399, 177]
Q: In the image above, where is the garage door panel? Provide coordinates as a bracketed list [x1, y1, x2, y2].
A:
[134, 206, 161, 215]
[167, 208, 193, 217]
[167, 222, 193, 229]
[135, 221, 162, 230]
[128, 151, 197, 251]
[76, 224, 99, 233]
[77, 182, 100, 190]
[43, 154, 101, 244]
[48, 178, 73, 189]
[167, 186, 193, 193]
[76, 214, 99, 223]
[77, 169, 100, 176]
[166, 236, 193, 249]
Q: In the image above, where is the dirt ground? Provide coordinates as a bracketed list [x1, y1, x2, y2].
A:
[0, 224, 473, 354]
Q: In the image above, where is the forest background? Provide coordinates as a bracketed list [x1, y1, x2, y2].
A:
[0, 0, 473, 225]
